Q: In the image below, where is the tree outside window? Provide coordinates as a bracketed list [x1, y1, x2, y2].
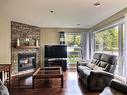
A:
[95, 26, 118, 55]
[66, 33, 81, 64]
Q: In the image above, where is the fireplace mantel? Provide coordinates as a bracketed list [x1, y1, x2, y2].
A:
[16, 46, 40, 49]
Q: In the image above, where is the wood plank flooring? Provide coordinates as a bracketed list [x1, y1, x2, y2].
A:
[10, 70, 99, 95]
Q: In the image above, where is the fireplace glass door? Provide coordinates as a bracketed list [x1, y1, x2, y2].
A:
[18, 53, 36, 72]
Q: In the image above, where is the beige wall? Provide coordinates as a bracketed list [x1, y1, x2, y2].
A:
[40, 28, 89, 65]
[91, 7, 127, 31]
[0, 17, 11, 64]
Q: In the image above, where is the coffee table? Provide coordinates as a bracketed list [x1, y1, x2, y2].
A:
[32, 67, 63, 88]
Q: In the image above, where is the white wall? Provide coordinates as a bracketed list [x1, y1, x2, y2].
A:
[0, 17, 11, 64]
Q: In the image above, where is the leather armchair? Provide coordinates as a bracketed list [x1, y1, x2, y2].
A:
[87, 71, 114, 91]
[100, 79, 127, 95]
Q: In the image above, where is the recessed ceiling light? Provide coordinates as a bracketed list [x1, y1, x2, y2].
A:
[50, 10, 54, 14]
[94, 2, 101, 7]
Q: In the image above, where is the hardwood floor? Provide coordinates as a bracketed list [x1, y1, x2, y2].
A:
[10, 70, 99, 95]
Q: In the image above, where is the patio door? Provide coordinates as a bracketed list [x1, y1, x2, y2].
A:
[65, 33, 81, 67]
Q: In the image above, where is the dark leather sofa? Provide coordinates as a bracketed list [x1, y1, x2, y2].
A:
[77, 53, 117, 91]
[100, 79, 127, 95]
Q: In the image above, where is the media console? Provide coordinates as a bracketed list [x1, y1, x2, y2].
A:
[44, 58, 67, 71]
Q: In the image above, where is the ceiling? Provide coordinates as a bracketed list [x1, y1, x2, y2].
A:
[0, 0, 127, 28]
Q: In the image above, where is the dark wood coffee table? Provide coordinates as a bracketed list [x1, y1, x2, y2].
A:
[32, 67, 63, 88]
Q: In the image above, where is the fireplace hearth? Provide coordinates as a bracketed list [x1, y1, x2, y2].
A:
[18, 53, 36, 72]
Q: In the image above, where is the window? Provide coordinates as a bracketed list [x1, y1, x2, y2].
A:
[94, 26, 118, 56]
[65, 33, 81, 64]
[122, 24, 127, 77]
[94, 26, 120, 75]
[93, 23, 127, 78]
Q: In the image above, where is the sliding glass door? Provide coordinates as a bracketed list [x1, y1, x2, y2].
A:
[65, 33, 81, 65]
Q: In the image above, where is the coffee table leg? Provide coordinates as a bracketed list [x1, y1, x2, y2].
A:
[61, 76, 63, 88]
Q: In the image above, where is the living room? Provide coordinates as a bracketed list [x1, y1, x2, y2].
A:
[0, 0, 127, 95]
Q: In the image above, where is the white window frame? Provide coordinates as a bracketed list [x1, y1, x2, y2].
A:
[91, 18, 126, 76]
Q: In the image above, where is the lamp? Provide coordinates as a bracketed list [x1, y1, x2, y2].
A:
[60, 32, 65, 45]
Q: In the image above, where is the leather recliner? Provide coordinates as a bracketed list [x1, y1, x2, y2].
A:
[100, 79, 127, 95]
[77, 53, 117, 91]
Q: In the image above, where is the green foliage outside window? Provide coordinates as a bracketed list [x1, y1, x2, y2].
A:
[67, 35, 81, 48]
[95, 27, 118, 52]
[66, 33, 81, 64]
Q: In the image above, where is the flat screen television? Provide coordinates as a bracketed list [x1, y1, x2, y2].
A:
[45, 45, 67, 58]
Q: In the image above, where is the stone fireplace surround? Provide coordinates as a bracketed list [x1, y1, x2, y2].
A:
[11, 21, 41, 75]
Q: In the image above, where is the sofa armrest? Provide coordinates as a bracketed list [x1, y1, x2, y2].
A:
[90, 70, 114, 77]
[87, 71, 114, 91]
[77, 60, 89, 66]
[109, 79, 127, 94]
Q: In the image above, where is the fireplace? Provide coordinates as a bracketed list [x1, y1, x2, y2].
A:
[18, 53, 36, 72]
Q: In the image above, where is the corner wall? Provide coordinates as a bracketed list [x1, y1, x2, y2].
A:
[0, 17, 11, 64]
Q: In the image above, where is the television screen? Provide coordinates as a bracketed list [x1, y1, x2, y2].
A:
[45, 45, 67, 58]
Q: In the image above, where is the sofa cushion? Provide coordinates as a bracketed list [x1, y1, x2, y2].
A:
[93, 53, 102, 60]
[91, 53, 102, 65]
[86, 63, 95, 69]
[100, 54, 117, 65]
[93, 65, 104, 71]
[91, 59, 99, 65]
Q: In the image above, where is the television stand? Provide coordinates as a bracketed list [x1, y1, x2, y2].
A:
[44, 58, 67, 71]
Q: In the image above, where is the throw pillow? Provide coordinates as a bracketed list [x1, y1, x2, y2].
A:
[91, 59, 98, 65]
[98, 61, 108, 68]
[93, 65, 104, 71]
